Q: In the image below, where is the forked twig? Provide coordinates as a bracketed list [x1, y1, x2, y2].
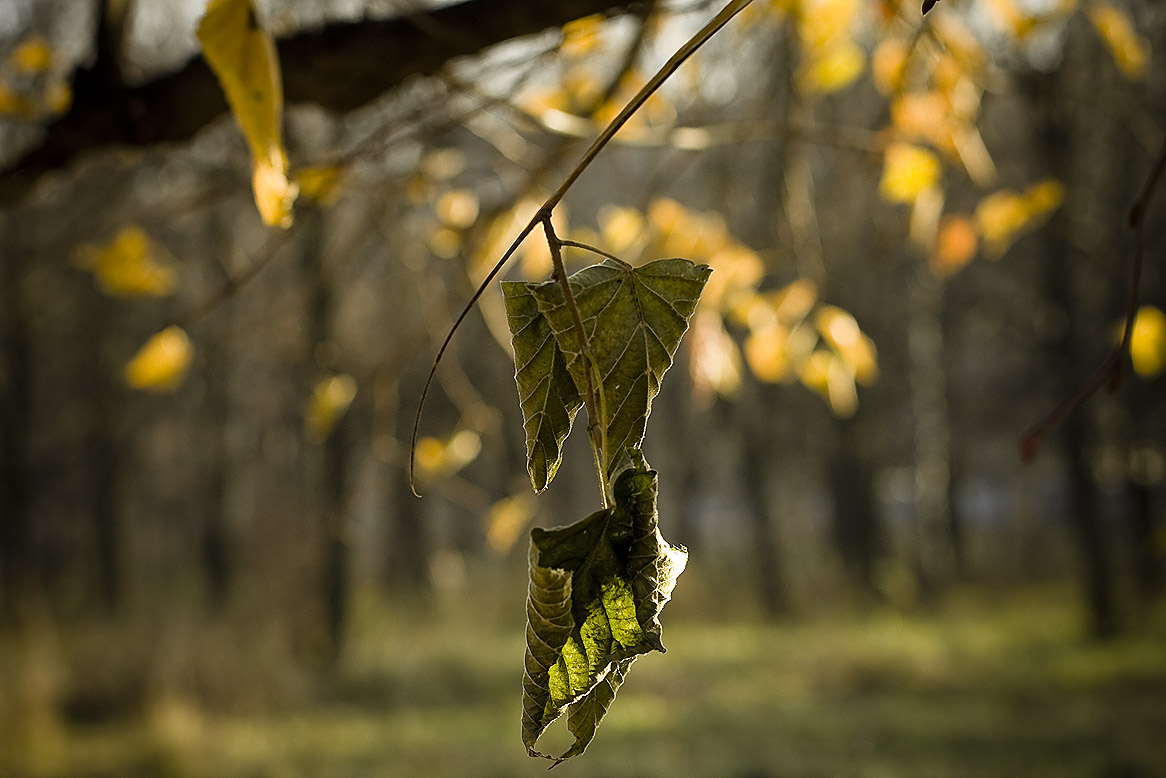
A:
[409, 0, 755, 495]
[1020, 136, 1166, 460]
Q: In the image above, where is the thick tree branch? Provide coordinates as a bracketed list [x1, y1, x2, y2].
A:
[0, 0, 639, 205]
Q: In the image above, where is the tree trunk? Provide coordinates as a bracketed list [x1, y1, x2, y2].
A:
[0, 218, 36, 629]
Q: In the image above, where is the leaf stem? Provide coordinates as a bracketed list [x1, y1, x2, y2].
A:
[410, 0, 754, 494]
[560, 239, 632, 267]
[543, 219, 610, 507]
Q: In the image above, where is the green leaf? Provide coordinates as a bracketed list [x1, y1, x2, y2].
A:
[502, 281, 584, 492]
[528, 258, 711, 479]
[521, 455, 687, 763]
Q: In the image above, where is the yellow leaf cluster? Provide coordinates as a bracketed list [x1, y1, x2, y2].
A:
[1128, 306, 1166, 378]
[12, 36, 53, 74]
[795, 0, 866, 95]
[561, 14, 607, 58]
[414, 430, 482, 481]
[0, 36, 71, 120]
[872, 38, 909, 95]
[73, 226, 178, 298]
[125, 326, 193, 393]
[880, 142, 941, 204]
[294, 166, 343, 205]
[304, 374, 357, 443]
[689, 310, 744, 404]
[975, 178, 1063, 256]
[736, 277, 876, 417]
[1088, 1, 1149, 80]
[198, 0, 298, 228]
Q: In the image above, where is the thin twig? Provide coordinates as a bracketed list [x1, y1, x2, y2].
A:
[1020, 136, 1166, 460]
[409, 0, 754, 494]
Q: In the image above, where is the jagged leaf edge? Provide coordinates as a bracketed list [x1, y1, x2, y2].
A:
[529, 258, 711, 479]
[502, 281, 584, 492]
[521, 456, 688, 763]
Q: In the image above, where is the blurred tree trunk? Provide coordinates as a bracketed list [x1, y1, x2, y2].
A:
[736, 386, 791, 616]
[300, 211, 350, 665]
[908, 263, 953, 602]
[199, 216, 234, 613]
[829, 416, 882, 601]
[0, 219, 36, 629]
[1027, 60, 1120, 639]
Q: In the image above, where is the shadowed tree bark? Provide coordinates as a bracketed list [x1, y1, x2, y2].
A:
[0, 0, 641, 205]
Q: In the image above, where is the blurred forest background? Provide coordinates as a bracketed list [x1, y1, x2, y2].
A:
[1, 0, 1165, 776]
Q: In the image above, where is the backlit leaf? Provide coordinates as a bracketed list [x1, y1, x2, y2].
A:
[522, 456, 686, 763]
[73, 226, 177, 298]
[797, 41, 865, 94]
[11, 36, 53, 74]
[294, 166, 343, 205]
[198, 0, 298, 227]
[526, 258, 711, 479]
[1128, 305, 1166, 378]
[502, 282, 584, 492]
[930, 214, 978, 277]
[125, 326, 193, 393]
[1088, 1, 1149, 79]
[304, 374, 357, 443]
[880, 142, 941, 204]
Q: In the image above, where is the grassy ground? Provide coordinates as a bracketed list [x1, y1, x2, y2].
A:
[3, 580, 1165, 778]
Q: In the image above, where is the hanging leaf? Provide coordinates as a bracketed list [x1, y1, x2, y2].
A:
[502, 282, 584, 492]
[72, 226, 178, 298]
[526, 258, 711, 479]
[521, 454, 687, 763]
[197, 0, 298, 227]
[125, 326, 193, 392]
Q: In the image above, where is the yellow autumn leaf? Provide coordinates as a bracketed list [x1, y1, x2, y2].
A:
[125, 326, 193, 392]
[975, 179, 1062, 257]
[1089, 1, 1149, 79]
[198, 0, 297, 227]
[770, 279, 818, 325]
[294, 166, 343, 205]
[797, 41, 865, 94]
[486, 493, 538, 553]
[975, 189, 1028, 256]
[745, 324, 794, 383]
[11, 36, 53, 74]
[930, 214, 978, 277]
[598, 205, 646, 254]
[798, 0, 859, 52]
[561, 14, 606, 58]
[689, 310, 743, 401]
[414, 430, 482, 480]
[891, 92, 956, 154]
[435, 189, 480, 230]
[73, 226, 178, 298]
[880, 142, 941, 204]
[305, 374, 357, 443]
[1024, 178, 1064, 216]
[871, 38, 909, 95]
[1128, 305, 1166, 378]
[815, 305, 878, 385]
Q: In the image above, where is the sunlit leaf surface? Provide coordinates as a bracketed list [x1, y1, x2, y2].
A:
[198, 0, 297, 227]
[522, 456, 686, 763]
[525, 258, 711, 479]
